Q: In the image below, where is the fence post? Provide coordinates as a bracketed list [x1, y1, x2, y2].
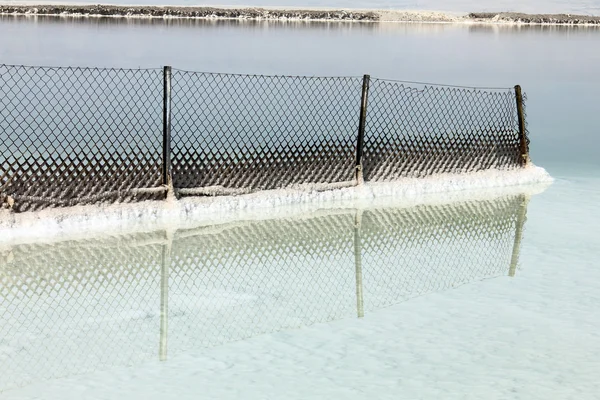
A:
[514, 85, 529, 166]
[354, 209, 365, 318]
[163, 66, 173, 193]
[509, 194, 529, 277]
[355, 74, 370, 185]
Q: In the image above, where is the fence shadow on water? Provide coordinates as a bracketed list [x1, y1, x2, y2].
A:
[1, 64, 529, 211]
[0, 192, 529, 392]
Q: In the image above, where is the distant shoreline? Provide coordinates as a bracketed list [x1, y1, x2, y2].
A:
[1, 5, 600, 25]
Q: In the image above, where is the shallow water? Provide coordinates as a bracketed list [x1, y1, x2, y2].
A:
[1, 173, 600, 398]
[1, 15, 599, 400]
[0, 187, 546, 393]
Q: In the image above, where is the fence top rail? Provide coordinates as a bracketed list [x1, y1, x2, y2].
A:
[0, 63, 516, 91]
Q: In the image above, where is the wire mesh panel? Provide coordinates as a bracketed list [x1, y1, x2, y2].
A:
[170, 71, 362, 193]
[0, 65, 164, 212]
[363, 79, 525, 181]
[1, 64, 531, 212]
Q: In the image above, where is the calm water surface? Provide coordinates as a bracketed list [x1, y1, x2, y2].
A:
[0, 193, 532, 392]
[0, 16, 599, 399]
[1, 17, 599, 166]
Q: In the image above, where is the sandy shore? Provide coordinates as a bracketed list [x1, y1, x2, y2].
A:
[0, 4, 599, 25]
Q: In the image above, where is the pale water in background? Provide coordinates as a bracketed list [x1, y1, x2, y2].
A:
[1, 17, 599, 166]
[0, 13, 599, 400]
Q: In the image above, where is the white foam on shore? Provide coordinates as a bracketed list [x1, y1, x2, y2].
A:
[0, 165, 552, 245]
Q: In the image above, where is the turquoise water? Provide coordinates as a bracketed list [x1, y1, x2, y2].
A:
[0, 192, 532, 391]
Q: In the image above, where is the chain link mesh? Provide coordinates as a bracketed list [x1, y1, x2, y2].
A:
[363, 79, 523, 181]
[0, 194, 526, 392]
[1, 65, 528, 211]
[0, 65, 165, 212]
[170, 71, 362, 193]
[522, 92, 531, 150]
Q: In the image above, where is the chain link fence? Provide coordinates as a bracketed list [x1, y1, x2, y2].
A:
[1, 64, 530, 212]
[363, 79, 525, 181]
[0, 65, 165, 212]
[171, 71, 362, 194]
[0, 194, 528, 392]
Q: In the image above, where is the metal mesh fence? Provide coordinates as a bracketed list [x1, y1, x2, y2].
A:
[363, 79, 523, 181]
[0, 64, 530, 211]
[0, 194, 527, 392]
[0, 65, 166, 212]
[170, 71, 361, 194]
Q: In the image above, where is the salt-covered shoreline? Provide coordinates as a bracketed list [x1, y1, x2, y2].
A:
[0, 4, 599, 25]
[0, 165, 553, 245]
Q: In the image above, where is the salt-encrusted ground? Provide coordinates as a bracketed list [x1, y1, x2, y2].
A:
[0, 3, 599, 24]
[0, 165, 552, 244]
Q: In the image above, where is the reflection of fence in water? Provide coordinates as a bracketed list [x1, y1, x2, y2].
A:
[168, 213, 356, 356]
[0, 231, 165, 392]
[0, 194, 528, 392]
[360, 198, 525, 311]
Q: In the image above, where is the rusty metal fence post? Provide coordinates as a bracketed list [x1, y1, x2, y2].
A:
[355, 74, 370, 185]
[163, 66, 173, 192]
[514, 85, 529, 166]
